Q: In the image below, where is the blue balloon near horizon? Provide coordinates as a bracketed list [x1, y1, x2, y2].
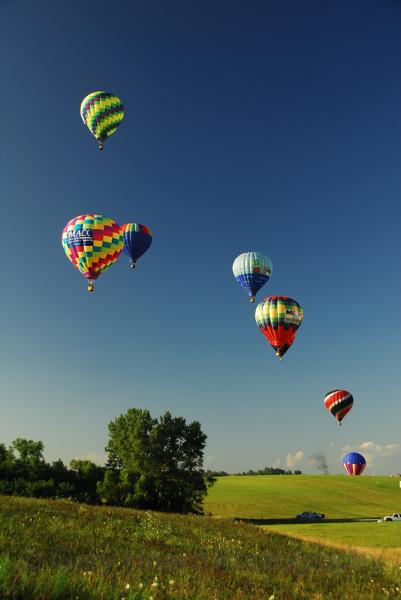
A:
[232, 252, 273, 303]
[343, 452, 366, 476]
[121, 223, 153, 269]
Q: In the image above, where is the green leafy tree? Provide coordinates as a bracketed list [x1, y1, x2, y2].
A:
[102, 408, 213, 513]
[12, 439, 44, 464]
[69, 459, 105, 503]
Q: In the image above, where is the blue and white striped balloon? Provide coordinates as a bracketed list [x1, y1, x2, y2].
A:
[232, 252, 273, 303]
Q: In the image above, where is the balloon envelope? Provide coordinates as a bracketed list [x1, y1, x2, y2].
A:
[121, 223, 152, 267]
[255, 296, 303, 358]
[80, 91, 124, 149]
[233, 252, 272, 302]
[61, 214, 123, 290]
[343, 452, 366, 476]
[324, 389, 353, 424]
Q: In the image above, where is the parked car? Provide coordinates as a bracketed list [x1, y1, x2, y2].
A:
[295, 511, 325, 521]
[377, 513, 401, 522]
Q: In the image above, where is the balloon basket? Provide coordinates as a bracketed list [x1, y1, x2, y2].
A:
[87, 283, 94, 292]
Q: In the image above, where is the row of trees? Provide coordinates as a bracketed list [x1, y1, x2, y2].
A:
[236, 467, 302, 475]
[0, 409, 214, 514]
[205, 467, 302, 477]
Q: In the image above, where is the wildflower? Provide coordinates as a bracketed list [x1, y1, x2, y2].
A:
[154, 576, 158, 581]
[151, 582, 158, 588]
[153, 560, 157, 566]
[269, 595, 275, 600]
[169, 579, 175, 585]
[125, 583, 130, 590]
[138, 583, 144, 589]
[182, 552, 186, 557]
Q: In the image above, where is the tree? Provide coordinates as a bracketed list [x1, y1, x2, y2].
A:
[102, 408, 213, 513]
[12, 439, 44, 464]
[69, 459, 105, 503]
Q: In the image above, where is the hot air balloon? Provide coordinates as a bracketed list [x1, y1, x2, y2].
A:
[61, 214, 123, 291]
[343, 452, 366, 476]
[121, 223, 152, 268]
[80, 91, 124, 150]
[232, 252, 273, 302]
[255, 296, 303, 360]
[324, 389, 353, 425]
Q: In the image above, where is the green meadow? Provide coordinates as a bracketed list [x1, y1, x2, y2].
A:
[265, 521, 401, 548]
[205, 475, 401, 519]
[205, 475, 401, 563]
[1, 495, 401, 600]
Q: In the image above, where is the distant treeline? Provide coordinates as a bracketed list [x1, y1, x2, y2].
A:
[205, 467, 302, 477]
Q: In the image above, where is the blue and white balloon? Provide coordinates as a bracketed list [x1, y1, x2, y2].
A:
[232, 252, 273, 303]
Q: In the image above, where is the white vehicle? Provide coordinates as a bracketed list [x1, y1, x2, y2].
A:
[378, 513, 401, 522]
[295, 511, 325, 521]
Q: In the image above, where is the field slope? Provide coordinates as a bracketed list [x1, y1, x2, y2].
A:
[1, 495, 401, 599]
[205, 475, 401, 561]
[205, 475, 401, 519]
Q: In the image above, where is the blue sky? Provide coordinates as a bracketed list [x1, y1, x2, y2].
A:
[0, 0, 400, 474]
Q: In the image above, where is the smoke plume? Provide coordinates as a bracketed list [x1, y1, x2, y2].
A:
[309, 454, 329, 474]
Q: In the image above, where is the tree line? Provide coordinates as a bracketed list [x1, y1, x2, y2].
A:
[0, 408, 215, 514]
[205, 467, 302, 477]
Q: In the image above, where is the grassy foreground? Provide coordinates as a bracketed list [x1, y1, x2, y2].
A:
[1, 496, 401, 599]
[205, 475, 401, 519]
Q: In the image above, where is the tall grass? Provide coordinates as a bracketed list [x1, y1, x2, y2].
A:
[1, 495, 401, 599]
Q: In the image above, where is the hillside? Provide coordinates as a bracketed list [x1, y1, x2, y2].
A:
[1, 495, 401, 599]
[205, 475, 401, 519]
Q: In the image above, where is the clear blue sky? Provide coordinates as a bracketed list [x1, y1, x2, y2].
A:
[0, 0, 400, 474]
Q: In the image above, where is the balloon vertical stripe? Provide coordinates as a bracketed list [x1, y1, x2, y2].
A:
[343, 452, 366, 476]
[121, 223, 153, 268]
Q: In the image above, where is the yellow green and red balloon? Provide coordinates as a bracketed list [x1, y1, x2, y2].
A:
[61, 214, 123, 291]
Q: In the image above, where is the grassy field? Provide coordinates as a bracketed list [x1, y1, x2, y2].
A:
[205, 475, 401, 519]
[263, 522, 401, 564]
[205, 475, 401, 564]
[1, 495, 401, 599]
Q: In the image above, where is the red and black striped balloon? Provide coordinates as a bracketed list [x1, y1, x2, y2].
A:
[324, 389, 353, 424]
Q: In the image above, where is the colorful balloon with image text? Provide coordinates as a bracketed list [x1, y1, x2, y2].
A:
[255, 296, 303, 359]
[61, 214, 123, 291]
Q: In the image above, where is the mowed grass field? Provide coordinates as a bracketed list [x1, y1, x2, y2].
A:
[1, 495, 401, 600]
[205, 475, 401, 519]
[205, 475, 401, 561]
